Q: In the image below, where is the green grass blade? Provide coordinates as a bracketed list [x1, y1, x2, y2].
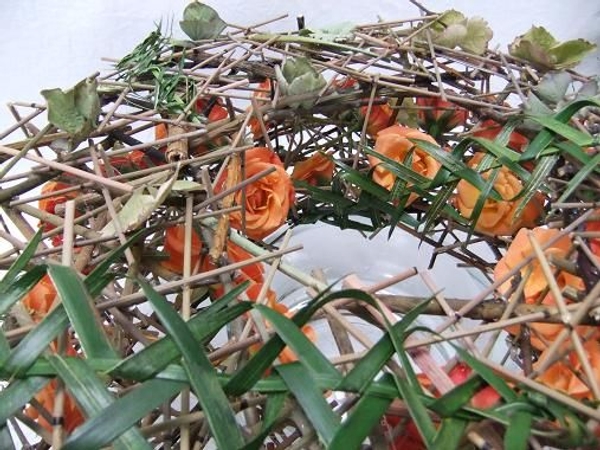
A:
[62, 379, 184, 450]
[242, 393, 287, 450]
[431, 417, 469, 450]
[470, 137, 531, 181]
[48, 355, 151, 450]
[0, 424, 15, 450]
[84, 229, 145, 296]
[556, 151, 600, 202]
[514, 154, 557, 219]
[113, 284, 252, 379]
[0, 264, 46, 317]
[226, 289, 377, 396]
[1, 306, 69, 376]
[140, 279, 245, 449]
[0, 229, 43, 292]
[47, 264, 117, 359]
[254, 304, 340, 381]
[329, 373, 395, 450]
[454, 346, 518, 403]
[0, 377, 49, 424]
[527, 114, 595, 147]
[276, 363, 340, 446]
[428, 377, 486, 417]
[504, 410, 532, 450]
[340, 298, 432, 393]
[521, 98, 600, 160]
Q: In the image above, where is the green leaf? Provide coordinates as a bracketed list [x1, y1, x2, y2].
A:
[0, 425, 15, 450]
[329, 373, 395, 450]
[556, 151, 600, 202]
[509, 26, 596, 70]
[113, 283, 251, 379]
[526, 114, 595, 147]
[63, 379, 184, 450]
[101, 170, 177, 236]
[172, 179, 204, 192]
[41, 76, 100, 146]
[534, 71, 572, 104]
[140, 279, 245, 449]
[254, 304, 340, 381]
[0, 229, 43, 293]
[431, 417, 469, 450]
[276, 363, 341, 446]
[1, 306, 69, 376]
[303, 22, 355, 42]
[0, 264, 46, 317]
[276, 57, 327, 108]
[180, 2, 226, 41]
[48, 356, 151, 450]
[0, 377, 49, 425]
[430, 10, 492, 55]
[460, 17, 493, 55]
[47, 264, 117, 359]
[504, 410, 532, 450]
[242, 393, 287, 450]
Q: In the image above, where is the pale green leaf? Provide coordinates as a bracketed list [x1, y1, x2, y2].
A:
[277, 57, 326, 108]
[179, 2, 226, 41]
[460, 17, 493, 55]
[509, 26, 596, 70]
[41, 77, 100, 146]
[304, 22, 355, 42]
[171, 179, 204, 192]
[534, 71, 572, 104]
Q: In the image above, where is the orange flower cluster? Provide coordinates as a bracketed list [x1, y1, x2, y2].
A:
[536, 340, 600, 400]
[494, 227, 590, 351]
[334, 76, 394, 137]
[248, 79, 274, 140]
[161, 224, 315, 364]
[218, 147, 295, 240]
[368, 125, 441, 205]
[416, 96, 469, 137]
[25, 378, 85, 433]
[21, 275, 85, 432]
[291, 152, 334, 186]
[456, 153, 544, 236]
[39, 181, 80, 247]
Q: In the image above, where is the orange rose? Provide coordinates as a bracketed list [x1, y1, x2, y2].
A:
[473, 119, 529, 153]
[494, 227, 590, 350]
[536, 339, 600, 400]
[248, 79, 274, 140]
[39, 181, 81, 247]
[456, 153, 544, 236]
[368, 125, 441, 205]
[585, 209, 600, 260]
[161, 225, 264, 283]
[249, 299, 316, 364]
[359, 102, 394, 137]
[22, 275, 57, 321]
[25, 379, 85, 433]
[291, 152, 334, 186]
[222, 147, 294, 240]
[416, 96, 469, 137]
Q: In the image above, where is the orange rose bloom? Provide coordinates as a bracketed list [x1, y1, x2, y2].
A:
[161, 225, 264, 283]
[25, 379, 85, 433]
[223, 147, 294, 240]
[39, 181, 80, 247]
[359, 103, 394, 137]
[248, 79, 274, 140]
[291, 152, 334, 186]
[368, 125, 441, 205]
[536, 339, 600, 400]
[473, 119, 529, 153]
[22, 275, 57, 321]
[456, 153, 544, 236]
[585, 210, 600, 260]
[416, 96, 469, 136]
[494, 227, 590, 350]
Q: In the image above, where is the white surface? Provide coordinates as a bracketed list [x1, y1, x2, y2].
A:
[0, 1, 598, 133]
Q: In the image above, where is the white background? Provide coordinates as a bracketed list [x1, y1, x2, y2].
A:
[0, 0, 598, 132]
